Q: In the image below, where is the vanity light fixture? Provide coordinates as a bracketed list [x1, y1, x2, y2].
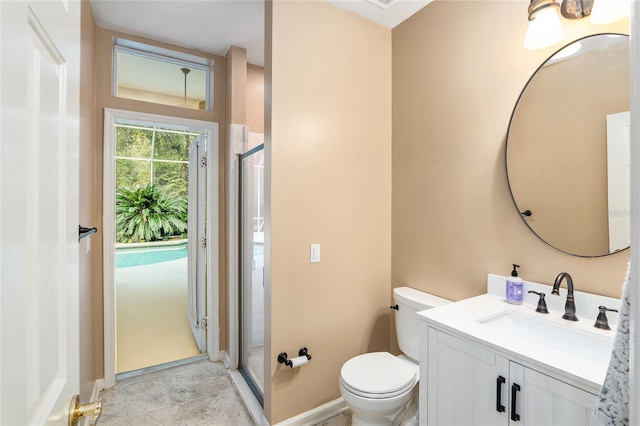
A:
[524, 0, 630, 50]
[560, 0, 593, 19]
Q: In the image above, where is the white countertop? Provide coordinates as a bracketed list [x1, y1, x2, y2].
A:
[417, 274, 621, 393]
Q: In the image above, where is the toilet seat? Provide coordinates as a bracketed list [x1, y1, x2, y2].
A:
[340, 352, 418, 399]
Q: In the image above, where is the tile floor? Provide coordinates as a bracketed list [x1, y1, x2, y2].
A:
[98, 359, 351, 426]
[316, 412, 351, 426]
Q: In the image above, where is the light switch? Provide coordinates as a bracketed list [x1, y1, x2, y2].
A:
[310, 244, 321, 263]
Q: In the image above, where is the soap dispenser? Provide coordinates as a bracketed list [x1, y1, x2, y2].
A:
[506, 264, 523, 304]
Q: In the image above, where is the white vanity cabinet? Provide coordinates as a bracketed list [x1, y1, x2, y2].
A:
[424, 328, 598, 425]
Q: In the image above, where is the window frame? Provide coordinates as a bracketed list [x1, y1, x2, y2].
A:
[112, 38, 214, 111]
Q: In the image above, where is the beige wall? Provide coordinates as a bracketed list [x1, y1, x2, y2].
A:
[226, 46, 247, 126]
[267, 1, 392, 422]
[222, 45, 252, 354]
[391, 0, 630, 333]
[247, 64, 265, 134]
[79, 0, 100, 402]
[223, 46, 246, 356]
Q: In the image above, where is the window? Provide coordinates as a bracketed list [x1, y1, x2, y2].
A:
[114, 38, 213, 111]
[115, 123, 200, 198]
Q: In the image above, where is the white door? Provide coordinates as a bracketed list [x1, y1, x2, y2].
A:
[0, 0, 81, 425]
[187, 136, 207, 353]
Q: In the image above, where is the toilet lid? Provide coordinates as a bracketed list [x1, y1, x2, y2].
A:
[340, 352, 417, 398]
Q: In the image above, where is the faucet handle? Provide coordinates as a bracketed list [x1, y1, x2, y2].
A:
[594, 306, 618, 330]
[528, 291, 549, 314]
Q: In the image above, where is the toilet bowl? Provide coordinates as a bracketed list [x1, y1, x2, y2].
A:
[339, 287, 451, 426]
[339, 352, 418, 426]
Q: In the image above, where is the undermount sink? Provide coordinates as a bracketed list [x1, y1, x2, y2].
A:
[477, 310, 614, 365]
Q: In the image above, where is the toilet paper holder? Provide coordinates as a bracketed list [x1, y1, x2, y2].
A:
[277, 347, 312, 367]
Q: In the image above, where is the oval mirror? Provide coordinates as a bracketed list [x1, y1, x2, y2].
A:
[506, 33, 629, 257]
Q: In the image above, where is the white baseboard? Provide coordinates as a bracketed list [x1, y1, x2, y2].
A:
[223, 350, 231, 368]
[79, 379, 106, 426]
[273, 398, 348, 426]
[209, 350, 225, 362]
[92, 378, 105, 400]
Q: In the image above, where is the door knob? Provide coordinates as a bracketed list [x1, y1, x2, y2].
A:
[69, 394, 102, 426]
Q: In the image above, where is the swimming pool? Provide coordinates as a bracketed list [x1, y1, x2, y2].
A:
[116, 242, 188, 268]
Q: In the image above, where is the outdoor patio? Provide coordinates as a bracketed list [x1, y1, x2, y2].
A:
[116, 257, 200, 373]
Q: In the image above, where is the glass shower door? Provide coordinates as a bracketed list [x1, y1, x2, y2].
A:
[239, 144, 265, 404]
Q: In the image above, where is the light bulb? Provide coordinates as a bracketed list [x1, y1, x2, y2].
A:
[524, 6, 565, 50]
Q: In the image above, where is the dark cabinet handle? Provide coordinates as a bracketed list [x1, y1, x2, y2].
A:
[511, 383, 521, 421]
[496, 376, 506, 413]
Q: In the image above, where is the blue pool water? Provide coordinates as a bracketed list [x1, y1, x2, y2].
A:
[116, 244, 188, 268]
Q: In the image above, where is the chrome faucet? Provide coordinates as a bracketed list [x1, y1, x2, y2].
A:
[551, 272, 578, 321]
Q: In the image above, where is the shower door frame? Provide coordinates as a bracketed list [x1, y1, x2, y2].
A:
[238, 143, 265, 406]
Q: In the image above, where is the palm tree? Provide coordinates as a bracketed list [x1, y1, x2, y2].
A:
[116, 183, 187, 243]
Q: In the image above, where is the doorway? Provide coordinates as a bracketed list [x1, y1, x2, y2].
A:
[103, 109, 219, 386]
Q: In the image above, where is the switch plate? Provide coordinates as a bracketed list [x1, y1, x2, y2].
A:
[310, 244, 321, 263]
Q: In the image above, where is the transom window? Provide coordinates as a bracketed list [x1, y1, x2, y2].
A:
[114, 38, 213, 111]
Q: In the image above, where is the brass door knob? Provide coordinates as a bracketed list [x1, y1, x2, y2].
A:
[69, 394, 102, 426]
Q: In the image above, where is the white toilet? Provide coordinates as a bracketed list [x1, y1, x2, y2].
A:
[339, 287, 451, 426]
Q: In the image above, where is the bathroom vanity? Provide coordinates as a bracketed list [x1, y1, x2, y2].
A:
[418, 274, 621, 425]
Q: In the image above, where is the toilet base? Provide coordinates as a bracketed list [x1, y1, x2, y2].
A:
[341, 385, 417, 426]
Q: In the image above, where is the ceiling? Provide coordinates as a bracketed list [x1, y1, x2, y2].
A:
[89, 0, 432, 67]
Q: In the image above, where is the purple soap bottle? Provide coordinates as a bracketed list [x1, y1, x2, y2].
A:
[506, 264, 523, 304]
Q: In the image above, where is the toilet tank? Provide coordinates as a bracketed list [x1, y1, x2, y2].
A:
[394, 286, 451, 361]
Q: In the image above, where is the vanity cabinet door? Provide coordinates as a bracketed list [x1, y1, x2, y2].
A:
[509, 362, 598, 426]
[426, 328, 509, 425]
